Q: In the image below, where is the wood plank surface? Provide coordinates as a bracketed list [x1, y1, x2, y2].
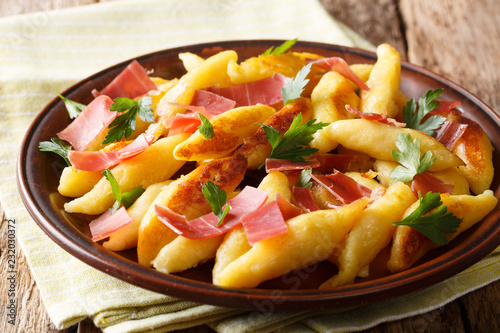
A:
[1, 0, 499, 332]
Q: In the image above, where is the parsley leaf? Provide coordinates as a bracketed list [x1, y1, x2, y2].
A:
[102, 169, 145, 212]
[261, 38, 298, 56]
[39, 137, 72, 166]
[390, 133, 436, 183]
[259, 113, 328, 169]
[393, 191, 462, 245]
[59, 94, 86, 119]
[198, 114, 215, 139]
[282, 63, 312, 106]
[103, 96, 155, 144]
[202, 181, 230, 227]
[295, 168, 313, 188]
[403, 89, 446, 136]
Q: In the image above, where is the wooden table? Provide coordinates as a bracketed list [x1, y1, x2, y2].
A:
[1, 0, 499, 332]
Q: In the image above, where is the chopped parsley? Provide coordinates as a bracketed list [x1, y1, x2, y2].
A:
[261, 38, 298, 56]
[202, 181, 230, 227]
[38, 137, 72, 166]
[198, 113, 215, 139]
[390, 133, 436, 183]
[402, 89, 446, 136]
[393, 191, 462, 245]
[103, 96, 155, 144]
[58, 94, 86, 119]
[295, 168, 313, 188]
[260, 113, 328, 170]
[102, 168, 145, 212]
[282, 63, 312, 106]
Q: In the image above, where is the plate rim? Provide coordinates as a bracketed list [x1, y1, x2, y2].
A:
[16, 39, 500, 311]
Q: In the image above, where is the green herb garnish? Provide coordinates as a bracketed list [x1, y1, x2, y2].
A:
[393, 191, 462, 245]
[403, 89, 446, 136]
[282, 63, 312, 106]
[261, 38, 298, 56]
[259, 113, 328, 169]
[39, 137, 72, 166]
[102, 168, 145, 212]
[58, 94, 86, 119]
[103, 96, 155, 144]
[198, 113, 215, 139]
[202, 181, 230, 227]
[390, 133, 436, 183]
[296, 168, 313, 188]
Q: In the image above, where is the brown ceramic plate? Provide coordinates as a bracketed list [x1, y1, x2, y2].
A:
[17, 40, 500, 311]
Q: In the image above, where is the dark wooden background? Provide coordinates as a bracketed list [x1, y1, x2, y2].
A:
[0, 0, 499, 332]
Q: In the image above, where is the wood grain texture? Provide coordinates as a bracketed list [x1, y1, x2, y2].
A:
[319, 0, 407, 59]
[0, 0, 499, 332]
[400, 0, 500, 110]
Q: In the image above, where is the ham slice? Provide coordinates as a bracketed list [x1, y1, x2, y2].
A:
[206, 73, 290, 107]
[241, 200, 288, 245]
[265, 158, 320, 173]
[219, 186, 269, 232]
[276, 193, 303, 220]
[164, 113, 201, 137]
[68, 133, 155, 171]
[346, 105, 405, 127]
[92, 60, 157, 100]
[166, 102, 214, 119]
[161, 102, 215, 137]
[312, 172, 372, 204]
[154, 204, 221, 239]
[155, 186, 269, 239]
[308, 57, 370, 91]
[192, 90, 236, 116]
[57, 95, 116, 151]
[435, 120, 468, 150]
[89, 206, 134, 242]
[292, 186, 320, 212]
[314, 153, 356, 174]
[411, 172, 455, 197]
[430, 100, 461, 116]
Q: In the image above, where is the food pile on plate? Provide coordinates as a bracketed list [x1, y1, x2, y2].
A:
[40, 40, 497, 289]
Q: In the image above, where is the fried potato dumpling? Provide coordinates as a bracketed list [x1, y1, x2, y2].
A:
[227, 53, 307, 85]
[213, 171, 292, 283]
[350, 64, 373, 86]
[320, 182, 416, 288]
[359, 43, 401, 117]
[310, 71, 359, 153]
[326, 119, 464, 171]
[373, 160, 470, 195]
[179, 52, 204, 72]
[430, 167, 470, 195]
[373, 159, 400, 188]
[150, 78, 179, 116]
[137, 154, 247, 266]
[447, 110, 494, 195]
[387, 190, 498, 273]
[153, 235, 225, 274]
[234, 97, 312, 169]
[103, 180, 172, 252]
[173, 104, 275, 161]
[58, 167, 103, 198]
[215, 197, 369, 288]
[64, 134, 189, 215]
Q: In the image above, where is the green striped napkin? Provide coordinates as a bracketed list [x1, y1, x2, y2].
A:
[0, 0, 498, 332]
